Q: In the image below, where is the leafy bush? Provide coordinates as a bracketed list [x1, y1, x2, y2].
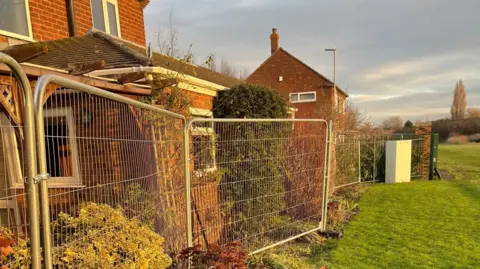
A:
[52, 203, 171, 269]
[213, 84, 290, 247]
[213, 83, 288, 119]
[0, 227, 30, 269]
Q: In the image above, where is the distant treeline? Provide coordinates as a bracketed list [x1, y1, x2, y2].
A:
[432, 118, 480, 142]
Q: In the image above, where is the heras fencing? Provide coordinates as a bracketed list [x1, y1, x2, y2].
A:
[0, 58, 336, 268]
[334, 134, 429, 189]
[33, 75, 187, 268]
[0, 53, 40, 269]
[186, 119, 329, 254]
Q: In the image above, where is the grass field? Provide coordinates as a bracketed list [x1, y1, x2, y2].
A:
[315, 144, 480, 269]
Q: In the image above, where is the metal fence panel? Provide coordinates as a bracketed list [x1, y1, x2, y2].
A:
[0, 53, 40, 269]
[186, 119, 329, 254]
[334, 134, 429, 186]
[335, 138, 361, 189]
[33, 75, 187, 268]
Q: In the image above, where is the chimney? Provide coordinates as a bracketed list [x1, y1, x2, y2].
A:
[270, 28, 279, 55]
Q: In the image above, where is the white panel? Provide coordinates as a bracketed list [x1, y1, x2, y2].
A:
[385, 140, 412, 184]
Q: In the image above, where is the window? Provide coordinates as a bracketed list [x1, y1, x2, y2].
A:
[0, 112, 23, 231]
[0, 0, 33, 40]
[91, 0, 121, 37]
[0, 113, 23, 189]
[289, 91, 316, 103]
[189, 108, 217, 173]
[44, 108, 81, 186]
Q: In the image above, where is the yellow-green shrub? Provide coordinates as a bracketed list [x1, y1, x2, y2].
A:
[52, 202, 171, 269]
[0, 227, 30, 269]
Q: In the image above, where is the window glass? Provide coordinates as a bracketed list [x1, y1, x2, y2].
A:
[0, 0, 30, 37]
[91, 0, 106, 32]
[107, 2, 118, 36]
[290, 94, 298, 102]
[44, 116, 73, 178]
[300, 93, 315, 101]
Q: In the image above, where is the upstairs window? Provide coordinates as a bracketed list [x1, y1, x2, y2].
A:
[91, 0, 121, 37]
[0, 0, 33, 40]
[289, 91, 316, 103]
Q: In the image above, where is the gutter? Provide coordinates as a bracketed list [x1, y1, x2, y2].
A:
[66, 0, 76, 37]
[0, 63, 151, 96]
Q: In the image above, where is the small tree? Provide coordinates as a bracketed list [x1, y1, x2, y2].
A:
[451, 80, 467, 120]
[404, 120, 414, 128]
[381, 116, 403, 130]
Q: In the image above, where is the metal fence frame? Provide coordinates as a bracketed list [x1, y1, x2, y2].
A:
[184, 118, 331, 254]
[33, 74, 187, 268]
[333, 134, 429, 189]
[0, 53, 41, 268]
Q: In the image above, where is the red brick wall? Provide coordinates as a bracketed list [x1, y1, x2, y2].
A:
[29, 0, 70, 41]
[247, 49, 347, 120]
[28, 0, 146, 45]
[415, 123, 432, 180]
[187, 91, 214, 111]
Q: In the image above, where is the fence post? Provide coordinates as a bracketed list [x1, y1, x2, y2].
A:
[322, 120, 334, 230]
[358, 140, 361, 183]
[0, 53, 41, 269]
[184, 120, 193, 248]
[373, 137, 377, 183]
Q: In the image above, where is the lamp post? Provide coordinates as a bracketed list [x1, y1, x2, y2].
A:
[325, 48, 336, 117]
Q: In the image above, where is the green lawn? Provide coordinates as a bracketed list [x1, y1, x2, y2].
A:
[317, 144, 480, 269]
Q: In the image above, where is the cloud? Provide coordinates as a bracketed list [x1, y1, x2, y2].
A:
[144, 0, 480, 123]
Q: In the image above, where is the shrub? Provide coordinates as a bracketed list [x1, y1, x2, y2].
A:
[0, 227, 30, 269]
[213, 83, 288, 119]
[446, 134, 469, 144]
[213, 84, 290, 247]
[52, 203, 171, 269]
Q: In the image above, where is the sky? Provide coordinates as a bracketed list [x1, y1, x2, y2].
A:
[144, 0, 480, 123]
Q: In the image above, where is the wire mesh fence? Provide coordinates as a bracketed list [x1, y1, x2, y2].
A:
[335, 138, 361, 189]
[34, 77, 187, 268]
[186, 119, 329, 253]
[0, 54, 40, 269]
[0, 122, 30, 268]
[334, 134, 429, 187]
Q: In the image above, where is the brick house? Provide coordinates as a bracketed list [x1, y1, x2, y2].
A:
[247, 29, 348, 121]
[0, 0, 239, 241]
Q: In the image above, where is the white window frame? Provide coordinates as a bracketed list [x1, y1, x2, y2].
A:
[91, 0, 122, 37]
[0, 0, 34, 41]
[43, 108, 82, 187]
[289, 91, 317, 103]
[0, 113, 23, 189]
[189, 107, 217, 174]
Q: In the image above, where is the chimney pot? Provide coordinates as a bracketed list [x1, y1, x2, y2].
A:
[270, 28, 279, 55]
